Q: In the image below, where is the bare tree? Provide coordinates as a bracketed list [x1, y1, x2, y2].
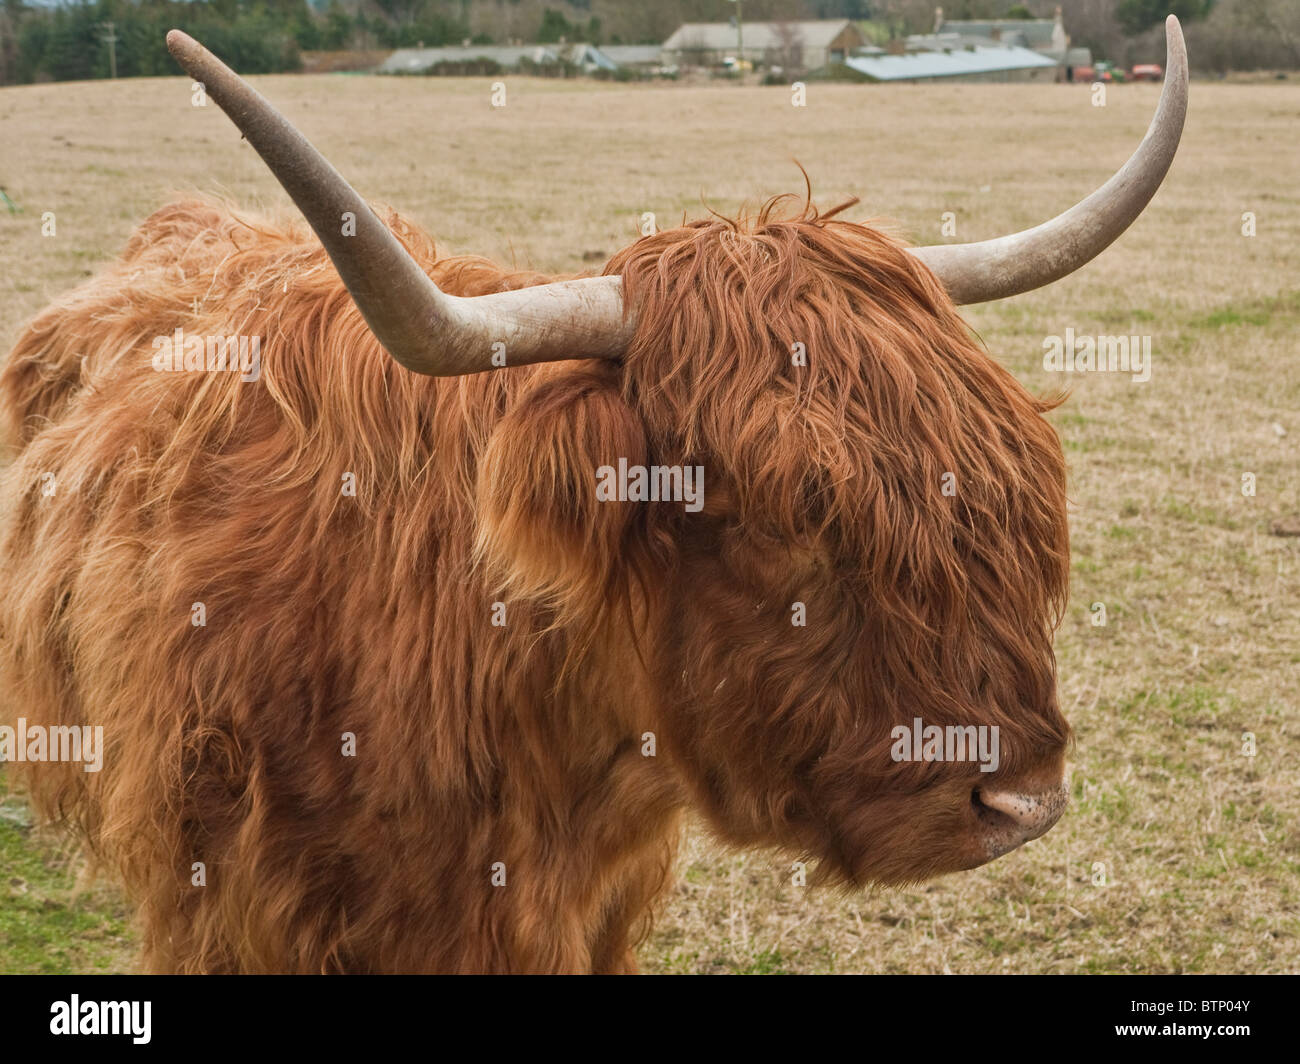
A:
[1233, 0, 1300, 64]
[771, 19, 806, 71]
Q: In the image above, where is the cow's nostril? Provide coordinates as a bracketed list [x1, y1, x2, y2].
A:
[972, 783, 1068, 858]
[977, 786, 1066, 831]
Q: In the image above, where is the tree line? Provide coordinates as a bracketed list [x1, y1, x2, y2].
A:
[1, 0, 1295, 86]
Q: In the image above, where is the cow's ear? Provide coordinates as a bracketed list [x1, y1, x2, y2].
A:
[475, 367, 647, 620]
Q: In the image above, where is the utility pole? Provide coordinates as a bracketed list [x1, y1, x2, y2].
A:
[99, 20, 117, 79]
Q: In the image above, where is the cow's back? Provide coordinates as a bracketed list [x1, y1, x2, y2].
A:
[0, 199, 673, 972]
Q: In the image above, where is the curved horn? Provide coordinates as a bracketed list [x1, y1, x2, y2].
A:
[166, 30, 630, 376]
[909, 15, 1188, 305]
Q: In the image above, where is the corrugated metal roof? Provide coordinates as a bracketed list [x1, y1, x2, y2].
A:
[845, 45, 1057, 81]
[907, 33, 1002, 51]
[564, 44, 619, 70]
[600, 45, 666, 65]
[379, 46, 560, 73]
[378, 43, 619, 73]
[939, 19, 1058, 47]
[663, 20, 857, 52]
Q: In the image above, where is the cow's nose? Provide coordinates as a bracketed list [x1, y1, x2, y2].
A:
[972, 783, 1068, 858]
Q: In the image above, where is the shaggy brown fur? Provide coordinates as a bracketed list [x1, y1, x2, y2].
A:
[0, 194, 1071, 973]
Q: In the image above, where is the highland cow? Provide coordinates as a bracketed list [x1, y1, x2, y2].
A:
[0, 23, 1187, 973]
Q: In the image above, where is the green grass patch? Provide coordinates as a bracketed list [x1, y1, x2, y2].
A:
[0, 789, 133, 974]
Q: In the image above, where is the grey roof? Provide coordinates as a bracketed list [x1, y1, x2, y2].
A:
[908, 32, 1003, 52]
[845, 45, 1057, 81]
[599, 45, 666, 66]
[379, 45, 560, 74]
[663, 20, 858, 52]
[378, 43, 621, 74]
[557, 43, 619, 70]
[938, 19, 1058, 47]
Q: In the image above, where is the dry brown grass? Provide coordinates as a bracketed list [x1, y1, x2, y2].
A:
[0, 72, 1297, 974]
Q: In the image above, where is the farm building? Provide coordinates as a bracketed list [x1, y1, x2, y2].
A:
[933, 7, 1067, 52]
[925, 6, 1092, 79]
[378, 43, 616, 76]
[599, 45, 672, 75]
[662, 19, 864, 73]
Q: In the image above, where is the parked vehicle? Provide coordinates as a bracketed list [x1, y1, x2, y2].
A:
[1092, 60, 1125, 83]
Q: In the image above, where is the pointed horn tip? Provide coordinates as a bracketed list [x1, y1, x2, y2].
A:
[1165, 14, 1187, 65]
[166, 30, 206, 72]
[166, 29, 191, 55]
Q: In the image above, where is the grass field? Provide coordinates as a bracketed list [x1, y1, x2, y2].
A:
[1, 71, 1297, 975]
